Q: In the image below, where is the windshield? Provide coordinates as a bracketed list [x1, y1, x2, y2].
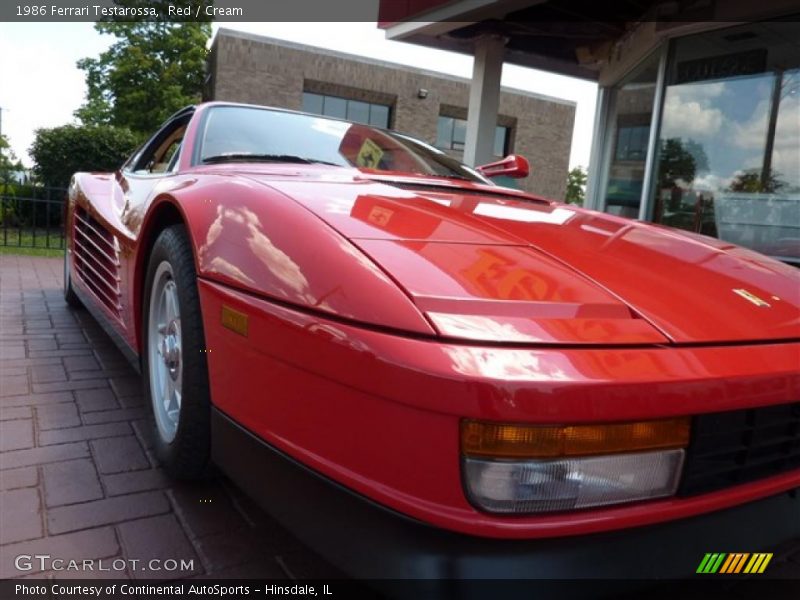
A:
[198, 105, 491, 184]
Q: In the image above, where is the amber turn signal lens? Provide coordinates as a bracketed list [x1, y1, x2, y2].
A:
[461, 418, 690, 458]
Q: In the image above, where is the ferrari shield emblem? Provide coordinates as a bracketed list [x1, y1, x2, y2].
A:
[356, 138, 384, 169]
[732, 288, 771, 308]
[367, 206, 394, 227]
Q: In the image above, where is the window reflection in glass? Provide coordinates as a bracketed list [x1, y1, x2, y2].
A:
[452, 118, 467, 150]
[199, 106, 490, 183]
[652, 22, 800, 263]
[301, 92, 392, 129]
[615, 125, 650, 162]
[369, 104, 390, 128]
[436, 116, 454, 149]
[301, 92, 323, 115]
[436, 115, 510, 158]
[322, 96, 347, 120]
[493, 126, 509, 157]
[602, 52, 660, 218]
[346, 100, 370, 124]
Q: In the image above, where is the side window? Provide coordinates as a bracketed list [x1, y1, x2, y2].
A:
[166, 141, 182, 172]
[128, 116, 190, 175]
[152, 136, 182, 173]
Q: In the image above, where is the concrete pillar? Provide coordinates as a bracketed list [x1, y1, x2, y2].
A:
[463, 35, 506, 167]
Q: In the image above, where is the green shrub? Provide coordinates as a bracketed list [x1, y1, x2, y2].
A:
[29, 124, 143, 189]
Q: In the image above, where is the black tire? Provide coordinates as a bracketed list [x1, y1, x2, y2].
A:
[63, 248, 83, 309]
[141, 225, 211, 479]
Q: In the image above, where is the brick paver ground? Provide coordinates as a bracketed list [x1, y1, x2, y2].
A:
[0, 255, 342, 581]
[2, 255, 800, 590]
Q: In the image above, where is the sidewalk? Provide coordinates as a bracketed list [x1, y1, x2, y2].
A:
[2, 254, 799, 588]
[0, 254, 341, 581]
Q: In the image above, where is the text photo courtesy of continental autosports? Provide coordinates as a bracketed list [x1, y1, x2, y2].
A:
[0, 1, 799, 599]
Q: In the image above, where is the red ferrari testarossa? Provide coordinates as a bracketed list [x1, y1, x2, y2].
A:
[65, 102, 800, 579]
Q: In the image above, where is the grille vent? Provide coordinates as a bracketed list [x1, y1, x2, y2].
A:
[679, 402, 800, 496]
[72, 206, 122, 319]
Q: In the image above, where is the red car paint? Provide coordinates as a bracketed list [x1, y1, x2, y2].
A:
[67, 102, 800, 540]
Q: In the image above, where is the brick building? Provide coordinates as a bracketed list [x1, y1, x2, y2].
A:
[205, 28, 576, 199]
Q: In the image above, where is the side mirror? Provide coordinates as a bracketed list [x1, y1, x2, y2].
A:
[476, 154, 530, 179]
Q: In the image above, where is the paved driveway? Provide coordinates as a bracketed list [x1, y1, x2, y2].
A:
[0, 255, 341, 581]
[2, 255, 800, 588]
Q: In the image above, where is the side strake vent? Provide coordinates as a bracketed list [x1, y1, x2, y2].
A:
[73, 206, 122, 319]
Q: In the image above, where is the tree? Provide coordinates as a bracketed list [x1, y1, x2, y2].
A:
[75, 1, 211, 134]
[565, 166, 587, 205]
[29, 124, 141, 189]
[682, 139, 709, 174]
[658, 138, 698, 188]
[728, 168, 786, 194]
[0, 134, 23, 182]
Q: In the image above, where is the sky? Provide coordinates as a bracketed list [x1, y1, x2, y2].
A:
[660, 72, 800, 191]
[0, 21, 597, 169]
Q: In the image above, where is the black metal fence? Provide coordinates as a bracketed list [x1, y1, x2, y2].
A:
[0, 181, 68, 251]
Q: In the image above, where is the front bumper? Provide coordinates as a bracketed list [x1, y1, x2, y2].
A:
[213, 408, 800, 581]
[199, 279, 800, 539]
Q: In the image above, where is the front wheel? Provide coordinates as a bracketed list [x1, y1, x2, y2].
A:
[142, 225, 211, 479]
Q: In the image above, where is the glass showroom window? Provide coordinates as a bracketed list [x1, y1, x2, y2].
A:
[600, 51, 661, 218]
[302, 92, 391, 128]
[615, 125, 650, 162]
[651, 21, 800, 263]
[436, 116, 510, 158]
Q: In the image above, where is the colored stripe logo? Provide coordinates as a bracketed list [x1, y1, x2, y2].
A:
[697, 552, 773, 574]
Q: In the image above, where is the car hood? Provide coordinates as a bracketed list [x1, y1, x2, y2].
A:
[255, 174, 800, 345]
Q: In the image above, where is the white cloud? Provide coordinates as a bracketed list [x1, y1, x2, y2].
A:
[0, 23, 113, 166]
[660, 91, 724, 139]
[729, 87, 800, 183]
[771, 146, 800, 184]
[659, 76, 799, 188]
[731, 98, 770, 150]
[691, 172, 733, 192]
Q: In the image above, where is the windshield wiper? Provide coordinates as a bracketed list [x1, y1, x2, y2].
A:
[201, 153, 339, 166]
[430, 173, 473, 181]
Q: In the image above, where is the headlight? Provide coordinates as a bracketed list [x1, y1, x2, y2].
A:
[461, 419, 689, 514]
